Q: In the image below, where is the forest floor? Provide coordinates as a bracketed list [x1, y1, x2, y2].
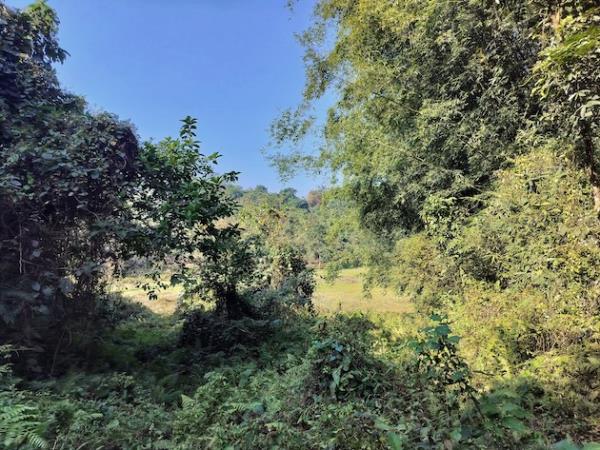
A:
[108, 267, 412, 316]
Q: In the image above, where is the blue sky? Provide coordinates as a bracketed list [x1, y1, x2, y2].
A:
[8, 0, 328, 196]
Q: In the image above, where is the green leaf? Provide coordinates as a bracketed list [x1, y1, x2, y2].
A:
[450, 428, 462, 442]
[180, 394, 194, 408]
[502, 417, 528, 433]
[374, 418, 392, 431]
[386, 432, 404, 450]
[434, 324, 451, 336]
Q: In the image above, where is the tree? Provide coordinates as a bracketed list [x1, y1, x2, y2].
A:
[279, 187, 309, 209]
[278, 1, 600, 230]
[0, 2, 240, 364]
[273, 0, 541, 234]
[0, 1, 141, 350]
[306, 189, 323, 208]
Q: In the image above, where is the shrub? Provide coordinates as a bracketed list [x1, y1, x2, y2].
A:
[178, 310, 277, 352]
[0, 2, 240, 372]
[389, 148, 600, 441]
[0, 347, 47, 450]
[303, 315, 388, 401]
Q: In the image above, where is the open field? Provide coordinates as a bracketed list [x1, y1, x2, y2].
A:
[109, 268, 412, 316]
[313, 267, 412, 314]
[108, 275, 181, 315]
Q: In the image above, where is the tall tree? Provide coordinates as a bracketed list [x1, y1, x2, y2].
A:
[275, 0, 541, 233]
[0, 1, 240, 363]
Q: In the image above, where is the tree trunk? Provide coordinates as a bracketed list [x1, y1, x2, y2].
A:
[591, 171, 600, 215]
[215, 286, 255, 320]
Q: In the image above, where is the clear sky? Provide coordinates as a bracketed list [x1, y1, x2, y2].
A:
[8, 0, 327, 196]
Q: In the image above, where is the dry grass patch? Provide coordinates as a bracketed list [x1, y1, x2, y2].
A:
[313, 268, 412, 315]
[108, 275, 182, 315]
[108, 267, 412, 317]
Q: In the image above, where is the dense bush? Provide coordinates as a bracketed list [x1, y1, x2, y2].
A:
[450, 148, 600, 363]
[385, 148, 600, 441]
[178, 312, 277, 351]
[0, 1, 140, 361]
[177, 242, 316, 351]
[3, 300, 599, 449]
[0, 2, 239, 371]
[267, 244, 315, 305]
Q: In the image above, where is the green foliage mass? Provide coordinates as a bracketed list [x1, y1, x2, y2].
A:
[273, 0, 600, 445]
[389, 147, 600, 440]
[4, 305, 598, 449]
[233, 183, 373, 272]
[274, 0, 544, 232]
[0, 1, 239, 367]
[275, 0, 599, 228]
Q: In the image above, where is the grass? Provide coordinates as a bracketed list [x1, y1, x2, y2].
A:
[313, 267, 412, 314]
[108, 267, 412, 316]
[107, 275, 182, 315]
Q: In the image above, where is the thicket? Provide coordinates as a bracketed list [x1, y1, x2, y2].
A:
[272, 0, 600, 445]
[0, 0, 254, 372]
[390, 148, 600, 440]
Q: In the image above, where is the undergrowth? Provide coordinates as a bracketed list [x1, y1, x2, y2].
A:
[2, 302, 599, 449]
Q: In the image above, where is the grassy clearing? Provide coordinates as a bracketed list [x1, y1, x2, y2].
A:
[108, 268, 412, 316]
[314, 267, 411, 314]
[108, 275, 182, 315]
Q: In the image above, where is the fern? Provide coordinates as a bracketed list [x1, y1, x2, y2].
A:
[0, 399, 48, 449]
